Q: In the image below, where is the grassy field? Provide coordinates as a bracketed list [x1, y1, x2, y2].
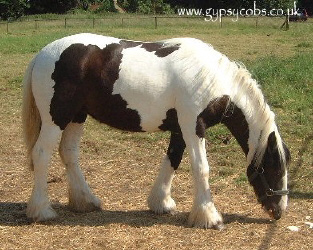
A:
[0, 15, 312, 249]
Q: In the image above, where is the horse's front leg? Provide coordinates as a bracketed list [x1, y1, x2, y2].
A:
[147, 155, 176, 214]
[181, 125, 224, 229]
[148, 131, 185, 214]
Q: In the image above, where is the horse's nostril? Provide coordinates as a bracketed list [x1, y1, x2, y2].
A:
[268, 208, 274, 219]
[266, 205, 282, 220]
[273, 209, 282, 220]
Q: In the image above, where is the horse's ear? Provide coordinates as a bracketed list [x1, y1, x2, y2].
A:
[267, 131, 278, 154]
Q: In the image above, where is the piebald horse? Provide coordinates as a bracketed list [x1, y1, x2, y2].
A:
[22, 33, 290, 229]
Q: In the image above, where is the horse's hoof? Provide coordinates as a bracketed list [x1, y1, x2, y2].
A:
[69, 196, 102, 213]
[188, 204, 224, 229]
[188, 220, 225, 230]
[213, 222, 225, 231]
[148, 195, 177, 214]
[26, 205, 58, 222]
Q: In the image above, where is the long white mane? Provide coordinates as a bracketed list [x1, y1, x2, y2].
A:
[164, 37, 286, 165]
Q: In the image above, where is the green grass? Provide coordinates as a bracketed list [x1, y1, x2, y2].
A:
[250, 54, 313, 133]
[296, 42, 311, 48]
[249, 53, 312, 193]
[0, 33, 68, 54]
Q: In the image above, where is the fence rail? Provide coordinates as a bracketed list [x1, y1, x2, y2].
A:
[0, 16, 203, 31]
[0, 15, 305, 33]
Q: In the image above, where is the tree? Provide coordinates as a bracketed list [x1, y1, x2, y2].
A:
[93, 0, 117, 13]
[27, 0, 79, 14]
[164, 0, 295, 10]
[297, 0, 313, 15]
[118, 0, 172, 14]
[0, 0, 28, 20]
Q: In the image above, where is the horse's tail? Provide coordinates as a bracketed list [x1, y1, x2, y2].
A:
[22, 56, 41, 171]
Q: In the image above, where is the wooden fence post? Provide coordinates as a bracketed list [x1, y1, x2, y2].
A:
[286, 14, 290, 30]
[93, 17, 95, 28]
[280, 14, 289, 30]
[6, 21, 9, 33]
[154, 16, 157, 29]
[65, 18, 67, 28]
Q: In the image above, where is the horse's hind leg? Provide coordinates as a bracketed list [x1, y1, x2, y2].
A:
[148, 132, 185, 214]
[26, 124, 62, 221]
[59, 122, 101, 212]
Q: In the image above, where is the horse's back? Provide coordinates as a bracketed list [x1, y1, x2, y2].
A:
[30, 33, 234, 133]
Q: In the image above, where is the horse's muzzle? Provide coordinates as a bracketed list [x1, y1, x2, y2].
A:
[264, 205, 282, 220]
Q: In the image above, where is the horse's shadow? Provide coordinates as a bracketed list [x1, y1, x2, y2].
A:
[0, 202, 272, 228]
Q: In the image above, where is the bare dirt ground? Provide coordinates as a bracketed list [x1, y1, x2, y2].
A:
[0, 52, 312, 249]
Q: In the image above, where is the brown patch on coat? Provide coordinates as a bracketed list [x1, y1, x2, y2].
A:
[196, 95, 249, 156]
[119, 40, 180, 57]
[50, 43, 142, 131]
[159, 108, 186, 170]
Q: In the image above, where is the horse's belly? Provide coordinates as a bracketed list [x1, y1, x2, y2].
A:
[86, 94, 168, 133]
[139, 112, 170, 132]
[111, 82, 174, 132]
[110, 87, 173, 132]
[112, 48, 175, 132]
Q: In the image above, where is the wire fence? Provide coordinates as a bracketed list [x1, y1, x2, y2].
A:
[0, 15, 308, 34]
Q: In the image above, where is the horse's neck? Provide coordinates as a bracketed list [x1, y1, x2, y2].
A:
[219, 68, 276, 164]
[194, 51, 275, 163]
[200, 94, 257, 159]
[220, 101, 249, 156]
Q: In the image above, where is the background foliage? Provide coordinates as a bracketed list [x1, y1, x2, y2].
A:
[0, 0, 312, 20]
[0, 0, 28, 20]
[26, 0, 78, 14]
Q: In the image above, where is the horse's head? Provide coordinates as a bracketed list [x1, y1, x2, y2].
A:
[247, 131, 291, 220]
